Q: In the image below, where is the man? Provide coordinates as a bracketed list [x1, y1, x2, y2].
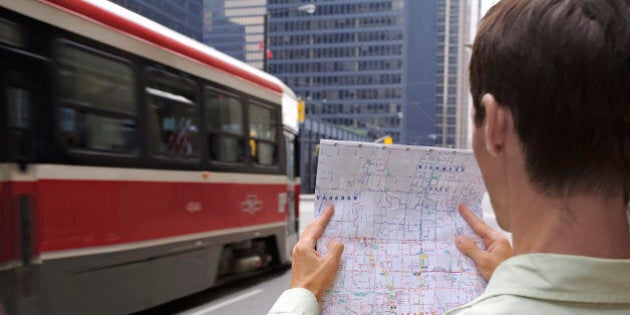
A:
[269, 0, 630, 313]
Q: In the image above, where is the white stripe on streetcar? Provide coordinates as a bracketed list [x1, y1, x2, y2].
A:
[187, 289, 263, 315]
[0, 163, 288, 184]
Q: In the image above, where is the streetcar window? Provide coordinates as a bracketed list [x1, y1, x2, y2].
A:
[6, 85, 31, 159]
[204, 89, 244, 163]
[0, 18, 25, 47]
[57, 44, 135, 114]
[7, 87, 29, 129]
[147, 75, 200, 158]
[59, 108, 136, 151]
[249, 103, 278, 165]
[55, 42, 137, 153]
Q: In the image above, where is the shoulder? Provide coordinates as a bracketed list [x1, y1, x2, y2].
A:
[449, 295, 561, 315]
[449, 294, 630, 315]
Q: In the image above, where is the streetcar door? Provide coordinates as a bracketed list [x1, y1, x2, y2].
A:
[2, 59, 38, 168]
[0, 21, 47, 314]
[0, 36, 46, 168]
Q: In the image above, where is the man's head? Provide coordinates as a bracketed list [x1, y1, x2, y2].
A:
[470, 0, 629, 202]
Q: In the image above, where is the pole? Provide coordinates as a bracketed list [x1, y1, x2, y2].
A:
[263, 13, 268, 72]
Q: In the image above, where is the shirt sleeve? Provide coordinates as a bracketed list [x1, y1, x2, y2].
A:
[267, 288, 319, 315]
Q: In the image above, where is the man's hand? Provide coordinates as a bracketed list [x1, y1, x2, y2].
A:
[290, 204, 344, 301]
[456, 204, 513, 281]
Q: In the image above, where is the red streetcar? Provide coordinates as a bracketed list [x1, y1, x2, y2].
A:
[0, 0, 300, 314]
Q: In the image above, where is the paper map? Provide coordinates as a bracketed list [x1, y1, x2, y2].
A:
[315, 140, 486, 314]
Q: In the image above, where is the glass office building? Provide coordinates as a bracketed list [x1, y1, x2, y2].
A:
[267, 0, 442, 145]
[203, 0, 266, 67]
[109, 0, 203, 41]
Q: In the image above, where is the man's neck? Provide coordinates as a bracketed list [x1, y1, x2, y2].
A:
[509, 182, 630, 259]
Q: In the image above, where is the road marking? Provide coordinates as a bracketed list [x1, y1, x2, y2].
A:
[188, 289, 263, 314]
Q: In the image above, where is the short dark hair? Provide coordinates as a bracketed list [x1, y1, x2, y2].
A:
[470, 0, 629, 197]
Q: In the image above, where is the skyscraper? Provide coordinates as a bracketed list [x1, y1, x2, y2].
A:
[109, 0, 203, 41]
[435, 0, 473, 148]
[203, 0, 266, 67]
[266, 0, 438, 145]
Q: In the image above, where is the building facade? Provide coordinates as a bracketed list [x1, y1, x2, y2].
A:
[203, 0, 266, 67]
[267, 0, 437, 145]
[435, 0, 473, 148]
[109, 0, 203, 41]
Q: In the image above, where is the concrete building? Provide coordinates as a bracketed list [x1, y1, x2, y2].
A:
[435, 0, 474, 149]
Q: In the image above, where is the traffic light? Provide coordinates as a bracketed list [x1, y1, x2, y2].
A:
[297, 99, 305, 123]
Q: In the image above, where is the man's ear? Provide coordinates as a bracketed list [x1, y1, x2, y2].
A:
[481, 94, 511, 156]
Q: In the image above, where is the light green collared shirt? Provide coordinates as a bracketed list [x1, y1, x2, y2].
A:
[268, 287, 319, 315]
[447, 253, 630, 314]
[269, 254, 630, 315]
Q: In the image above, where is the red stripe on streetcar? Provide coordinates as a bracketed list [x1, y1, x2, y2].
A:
[40, 0, 283, 94]
[0, 182, 15, 263]
[33, 180, 286, 252]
